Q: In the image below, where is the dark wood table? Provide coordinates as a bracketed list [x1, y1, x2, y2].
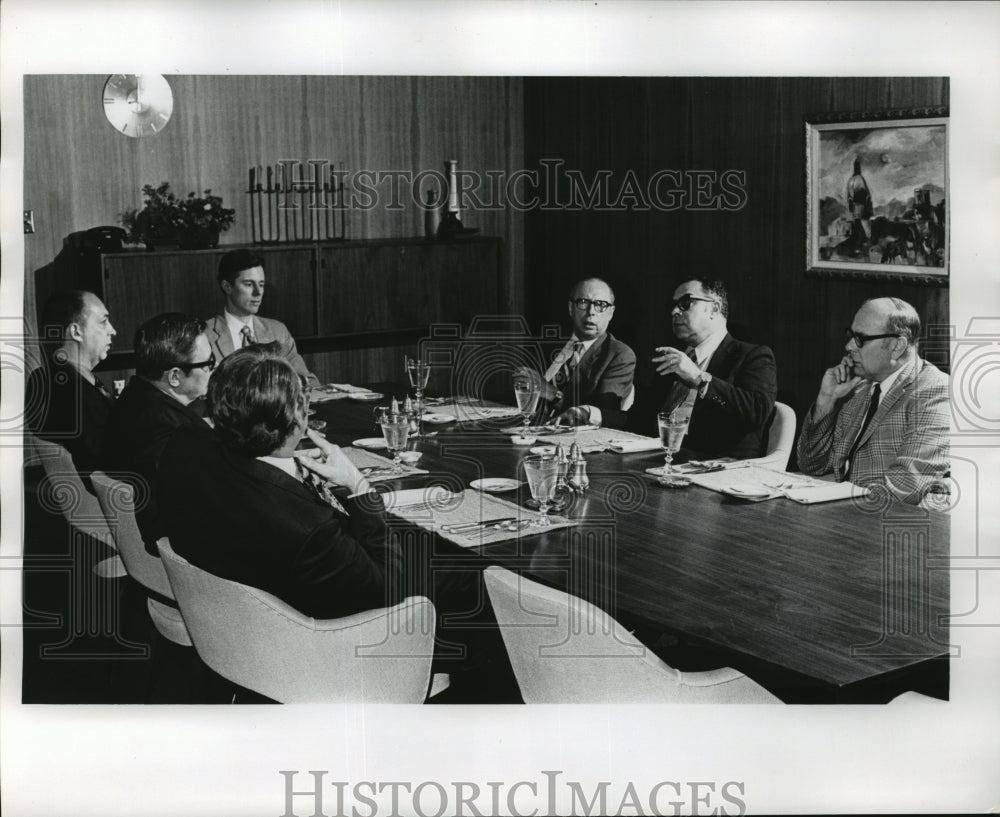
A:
[315, 391, 950, 703]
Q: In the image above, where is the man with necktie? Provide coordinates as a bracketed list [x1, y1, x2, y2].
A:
[205, 248, 318, 387]
[25, 289, 118, 476]
[626, 278, 777, 460]
[520, 277, 636, 429]
[797, 297, 949, 505]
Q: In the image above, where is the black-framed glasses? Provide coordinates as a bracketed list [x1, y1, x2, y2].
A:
[569, 298, 615, 314]
[176, 351, 216, 373]
[844, 329, 900, 348]
[671, 295, 716, 312]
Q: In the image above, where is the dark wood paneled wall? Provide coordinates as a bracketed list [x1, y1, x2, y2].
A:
[23, 75, 525, 346]
[523, 77, 949, 448]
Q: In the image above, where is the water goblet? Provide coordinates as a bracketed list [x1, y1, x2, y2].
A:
[513, 375, 541, 434]
[522, 454, 559, 527]
[656, 410, 690, 484]
[379, 412, 410, 473]
[405, 356, 431, 435]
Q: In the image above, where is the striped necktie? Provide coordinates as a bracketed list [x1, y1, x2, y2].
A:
[662, 348, 699, 413]
[296, 460, 349, 516]
[554, 341, 585, 388]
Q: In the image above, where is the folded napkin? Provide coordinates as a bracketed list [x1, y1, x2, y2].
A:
[606, 436, 662, 453]
[327, 383, 377, 394]
[784, 482, 868, 504]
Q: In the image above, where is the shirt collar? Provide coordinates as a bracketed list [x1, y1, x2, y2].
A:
[689, 327, 727, 366]
[224, 309, 253, 330]
[877, 357, 914, 394]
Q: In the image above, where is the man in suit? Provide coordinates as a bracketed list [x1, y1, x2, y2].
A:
[159, 346, 518, 700]
[205, 248, 318, 387]
[797, 297, 949, 505]
[521, 277, 636, 429]
[626, 278, 777, 460]
[103, 313, 215, 550]
[25, 289, 117, 475]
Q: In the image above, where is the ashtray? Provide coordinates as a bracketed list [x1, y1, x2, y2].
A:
[511, 435, 537, 445]
[657, 475, 692, 489]
[397, 451, 423, 465]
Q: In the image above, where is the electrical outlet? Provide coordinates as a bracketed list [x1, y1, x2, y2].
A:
[24, 210, 35, 234]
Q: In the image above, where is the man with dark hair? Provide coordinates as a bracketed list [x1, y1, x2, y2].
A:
[159, 346, 518, 700]
[103, 313, 216, 548]
[518, 277, 636, 429]
[205, 248, 318, 387]
[25, 289, 117, 474]
[626, 277, 777, 460]
[797, 297, 949, 505]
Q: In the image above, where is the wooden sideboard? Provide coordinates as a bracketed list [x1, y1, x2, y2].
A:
[95, 236, 503, 356]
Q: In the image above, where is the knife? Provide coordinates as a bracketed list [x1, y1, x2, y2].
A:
[441, 517, 517, 533]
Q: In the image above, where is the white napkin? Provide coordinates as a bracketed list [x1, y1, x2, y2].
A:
[381, 486, 454, 511]
[784, 482, 868, 504]
[607, 437, 662, 453]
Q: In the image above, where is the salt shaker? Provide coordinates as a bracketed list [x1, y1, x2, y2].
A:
[568, 442, 589, 493]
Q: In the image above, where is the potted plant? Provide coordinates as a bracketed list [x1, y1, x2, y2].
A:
[120, 182, 236, 250]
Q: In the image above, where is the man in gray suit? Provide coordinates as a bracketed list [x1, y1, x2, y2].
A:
[206, 249, 318, 387]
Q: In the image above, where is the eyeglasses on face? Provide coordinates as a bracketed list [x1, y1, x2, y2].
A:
[569, 298, 615, 314]
[176, 351, 216, 373]
[844, 329, 900, 348]
[671, 295, 716, 312]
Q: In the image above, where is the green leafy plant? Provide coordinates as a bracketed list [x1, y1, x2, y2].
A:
[119, 182, 236, 244]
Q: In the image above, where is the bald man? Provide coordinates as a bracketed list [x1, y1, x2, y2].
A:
[797, 297, 950, 505]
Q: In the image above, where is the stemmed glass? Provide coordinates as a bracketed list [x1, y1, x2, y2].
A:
[656, 409, 690, 483]
[513, 375, 541, 434]
[405, 356, 431, 436]
[522, 455, 559, 527]
[379, 411, 410, 473]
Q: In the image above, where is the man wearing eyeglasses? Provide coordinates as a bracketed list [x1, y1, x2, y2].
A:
[103, 313, 216, 549]
[797, 297, 949, 505]
[628, 278, 777, 460]
[206, 249, 318, 388]
[523, 278, 636, 428]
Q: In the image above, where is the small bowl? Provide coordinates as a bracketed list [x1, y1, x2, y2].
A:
[530, 445, 557, 456]
[511, 435, 537, 445]
[397, 451, 423, 465]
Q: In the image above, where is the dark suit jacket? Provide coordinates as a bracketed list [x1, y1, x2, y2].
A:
[545, 332, 636, 429]
[103, 376, 214, 550]
[25, 360, 114, 476]
[158, 429, 403, 620]
[625, 333, 777, 460]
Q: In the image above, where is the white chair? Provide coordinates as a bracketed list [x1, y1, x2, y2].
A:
[157, 539, 442, 703]
[483, 566, 780, 703]
[90, 472, 192, 646]
[745, 401, 796, 470]
[25, 435, 125, 578]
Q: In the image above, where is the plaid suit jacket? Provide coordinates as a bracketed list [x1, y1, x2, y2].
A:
[797, 357, 949, 505]
[207, 314, 318, 387]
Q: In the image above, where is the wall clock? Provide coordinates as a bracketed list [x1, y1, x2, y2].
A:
[102, 74, 174, 138]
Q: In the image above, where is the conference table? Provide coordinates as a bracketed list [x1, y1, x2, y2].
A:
[314, 386, 950, 704]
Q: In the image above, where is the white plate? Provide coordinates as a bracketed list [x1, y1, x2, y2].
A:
[470, 478, 520, 493]
[422, 413, 457, 424]
[348, 392, 383, 402]
[725, 484, 773, 499]
[353, 437, 388, 450]
[529, 445, 557, 456]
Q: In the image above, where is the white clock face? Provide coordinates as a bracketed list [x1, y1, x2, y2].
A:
[103, 74, 174, 138]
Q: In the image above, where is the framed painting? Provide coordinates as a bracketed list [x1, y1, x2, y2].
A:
[805, 107, 948, 284]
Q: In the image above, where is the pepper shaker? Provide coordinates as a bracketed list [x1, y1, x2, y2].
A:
[568, 442, 589, 493]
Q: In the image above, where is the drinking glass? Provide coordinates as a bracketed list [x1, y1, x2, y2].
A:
[522, 455, 559, 526]
[379, 412, 410, 473]
[513, 375, 541, 433]
[405, 357, 431, 436]
[656, 410, 690, 478]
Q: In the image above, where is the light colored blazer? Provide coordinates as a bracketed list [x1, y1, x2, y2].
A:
[206, 314, 318, 387]
[797, 357, 949, 505]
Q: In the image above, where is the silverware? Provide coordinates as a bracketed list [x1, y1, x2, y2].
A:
[441, 517, 517, 533]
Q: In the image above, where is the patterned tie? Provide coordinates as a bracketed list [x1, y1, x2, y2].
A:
[554, 341, 585, 389]
[93, 378, 114, 400]
[661, 348, 699, 413]
[296, 460, 349, 516]
[843, 383, 881, 480]
[240, 324, 255, 348]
